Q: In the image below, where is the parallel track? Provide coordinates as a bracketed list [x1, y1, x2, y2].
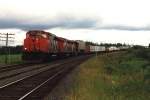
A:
[0, 55, 91, 100]
[0, 63, 35, 73]
[0, 56, 84, 81]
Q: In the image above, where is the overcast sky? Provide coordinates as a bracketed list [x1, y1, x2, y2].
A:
[0, 0, 150, 46]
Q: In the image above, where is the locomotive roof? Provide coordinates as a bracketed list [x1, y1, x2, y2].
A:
[27, 30, 77, 43]
[27, 30, 56, 37]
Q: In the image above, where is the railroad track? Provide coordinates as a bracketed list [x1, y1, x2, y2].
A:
[0, 56, 85, 81]
[0, 55, 91, 100]
[0, 63, 51, 80]
[0, 55, 80, 73]
[0, 63, 35, 73]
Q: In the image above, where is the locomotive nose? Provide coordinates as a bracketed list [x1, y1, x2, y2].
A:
[31, 37, 40, 51]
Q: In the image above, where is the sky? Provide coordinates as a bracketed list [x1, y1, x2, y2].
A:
[0, 0, 150, 46]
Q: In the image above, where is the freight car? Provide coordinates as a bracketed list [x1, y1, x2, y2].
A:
[108, 46, 120, 52]
[90, 45, 106, 53]
[76, 40, 90, 54]
[22, 30, 79, 61]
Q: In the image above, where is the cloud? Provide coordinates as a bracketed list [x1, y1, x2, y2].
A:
[0, 15, 98, 31]
[0, 14, 150, 31]
[96, 25, 150, 31]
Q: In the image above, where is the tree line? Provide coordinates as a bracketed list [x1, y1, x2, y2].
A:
[0, 45, 23, 55]
[86, 41, 128, 47]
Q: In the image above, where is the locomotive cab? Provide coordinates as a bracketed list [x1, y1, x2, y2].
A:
[22, 30, 50, 61]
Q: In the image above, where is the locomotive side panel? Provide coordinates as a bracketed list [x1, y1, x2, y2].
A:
[56, 37, 65, 53]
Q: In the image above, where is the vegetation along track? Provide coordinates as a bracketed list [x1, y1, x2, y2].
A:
[0, 55, 91, 100]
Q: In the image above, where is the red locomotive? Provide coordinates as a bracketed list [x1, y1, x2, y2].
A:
[22, 30, 79, 61]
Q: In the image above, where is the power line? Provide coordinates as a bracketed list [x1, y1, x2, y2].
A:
[0, 33, 15, 64]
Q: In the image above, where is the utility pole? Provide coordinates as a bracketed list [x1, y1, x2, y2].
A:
[0, 33, 15, 64]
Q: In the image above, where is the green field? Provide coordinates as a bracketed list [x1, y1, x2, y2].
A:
[0, 54, 22, 64]
[64, 48, 150, 100]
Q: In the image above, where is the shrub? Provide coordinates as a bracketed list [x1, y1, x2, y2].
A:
[128, 47, 150, 60]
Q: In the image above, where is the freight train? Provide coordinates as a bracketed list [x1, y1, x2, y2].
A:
[22, 30, 128, 61]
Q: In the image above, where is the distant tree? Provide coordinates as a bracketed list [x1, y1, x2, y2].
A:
[132, 45, 145, 49]
[116, 43, 122, 47]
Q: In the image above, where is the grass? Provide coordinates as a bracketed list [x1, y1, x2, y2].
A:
[65, 50, 150, 100]
[0, 54, 22, 64]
